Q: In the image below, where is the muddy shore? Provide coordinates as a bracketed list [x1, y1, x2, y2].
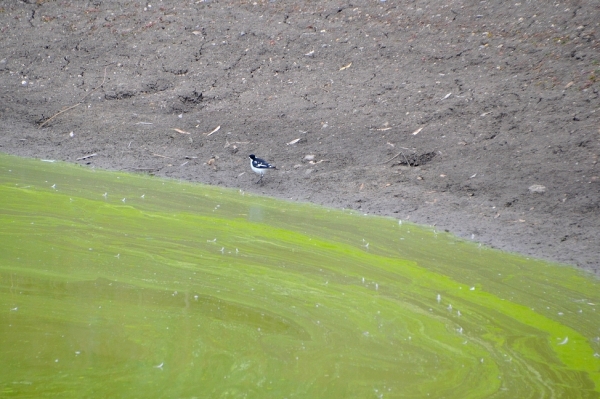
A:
[1, 0, 598, 273]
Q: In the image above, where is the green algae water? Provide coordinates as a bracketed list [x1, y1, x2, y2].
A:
[1, 154, 599, 398]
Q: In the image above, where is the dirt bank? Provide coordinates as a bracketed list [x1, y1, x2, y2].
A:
[1, 0, 598, 273]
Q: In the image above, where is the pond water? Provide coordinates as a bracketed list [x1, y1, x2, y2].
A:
[1, 154, 599, 398]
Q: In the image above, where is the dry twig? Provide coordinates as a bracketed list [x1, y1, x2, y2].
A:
[76, 153, 97, 161]
[39, 64, 111, 128]
[204, 126, 221, 136]
[39, 103, 81, 128]
[380, 151, 411, 166]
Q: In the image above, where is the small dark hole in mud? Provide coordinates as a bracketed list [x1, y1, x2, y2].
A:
[393, 152, 437, 167]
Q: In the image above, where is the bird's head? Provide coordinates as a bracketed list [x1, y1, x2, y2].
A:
[248, 154, 255, 160]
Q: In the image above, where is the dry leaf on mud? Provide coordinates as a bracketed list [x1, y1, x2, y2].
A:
[528, 184, 546, 193]
[206, 157, 217, 170]
[339, 62, 352, 71]
[412, 127, 423, 135]
[287, 138, 301, 145]
[172, 128, 190, 135]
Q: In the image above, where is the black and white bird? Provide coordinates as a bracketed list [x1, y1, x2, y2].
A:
[248, 154, 277, 184]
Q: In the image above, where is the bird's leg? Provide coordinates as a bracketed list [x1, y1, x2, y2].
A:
[256, 174, 263, 184]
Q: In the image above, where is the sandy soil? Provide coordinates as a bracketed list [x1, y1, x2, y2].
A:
[1, 0, 599, 273]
